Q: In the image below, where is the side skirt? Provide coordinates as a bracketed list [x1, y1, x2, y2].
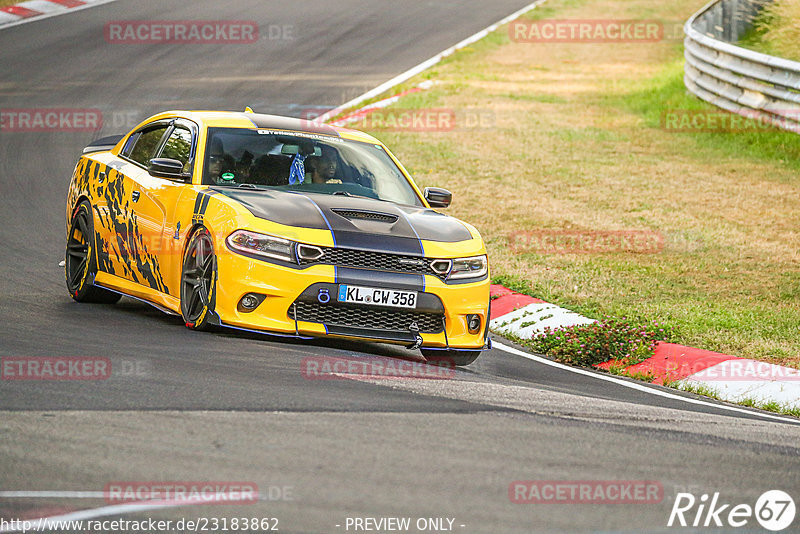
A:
[92, 279, 179, 316]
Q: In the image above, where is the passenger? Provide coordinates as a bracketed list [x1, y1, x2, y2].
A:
[236, 150, 254, 181]
[207, 137, 235, 184]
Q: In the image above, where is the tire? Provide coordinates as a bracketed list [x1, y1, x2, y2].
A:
[65, 201, 121, 304]
[421, 349, 481, 367]
[180, 226, 217, 331]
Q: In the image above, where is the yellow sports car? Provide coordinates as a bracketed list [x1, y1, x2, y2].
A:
[65, 110, 490, 365]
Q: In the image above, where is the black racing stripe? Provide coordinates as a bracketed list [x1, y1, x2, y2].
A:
[192, 189, 220, 220]
[199, 193, 212, 215]
[309, 195, 425, 256]
[398, 206, 473, 243]
[199, 189, 220, 215]
[212, 188, 329, 230]
[330, 230, 422, 256]
[192, 191, 206, 216]
[207, 188, 471, 250]
[335, 266, 424, 292]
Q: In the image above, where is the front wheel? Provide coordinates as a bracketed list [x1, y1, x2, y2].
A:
[180, 227, 217, 330]
[65, 201, 121, 304]
[421, 349, 481, 367]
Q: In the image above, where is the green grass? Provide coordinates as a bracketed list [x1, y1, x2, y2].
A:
[737, 0, 800, 62]
[345, 0, 800, 373]
[617, 59, 800, 171]
[737, 16, 780, 57]
[607, 365, 657, 382]
[491, 273, 539, 296]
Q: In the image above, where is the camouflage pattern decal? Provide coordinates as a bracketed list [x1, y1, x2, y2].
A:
[68, 156, 170, 295]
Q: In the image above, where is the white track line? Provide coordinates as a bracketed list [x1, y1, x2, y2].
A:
[0, 0, 119, 31]
[0, 491, 104, 499]
[316, 0, 546, 123]
[306, 0, 798, 425]
[492, 341, 800, 424]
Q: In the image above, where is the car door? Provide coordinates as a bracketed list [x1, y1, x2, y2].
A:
[110, 120, 172, 289]
[133, 119, 198, 297]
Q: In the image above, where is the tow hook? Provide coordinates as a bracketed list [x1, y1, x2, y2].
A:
[407, 322, 423, 350]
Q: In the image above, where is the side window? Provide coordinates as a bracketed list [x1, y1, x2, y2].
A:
[159, 127, 193, 172]
[128, 125, 169, 166]
[121, 132, 141, 157]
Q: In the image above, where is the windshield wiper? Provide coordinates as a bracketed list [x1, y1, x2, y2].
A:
[236, 183, 260, 189]
[332, 190, 352, 196]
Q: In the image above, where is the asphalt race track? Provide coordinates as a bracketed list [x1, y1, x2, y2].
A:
[1, 1, 799, 532]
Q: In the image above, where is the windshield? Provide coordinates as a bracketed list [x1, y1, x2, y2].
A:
[203, 127, 422, 206]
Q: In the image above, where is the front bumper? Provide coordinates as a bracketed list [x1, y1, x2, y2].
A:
[214, 248, 490, 349]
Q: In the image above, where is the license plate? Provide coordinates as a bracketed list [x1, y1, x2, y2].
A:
[337, 285, 417, 309]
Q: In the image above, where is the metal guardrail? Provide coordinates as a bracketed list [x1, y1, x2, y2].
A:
[684, 0, 800, 134]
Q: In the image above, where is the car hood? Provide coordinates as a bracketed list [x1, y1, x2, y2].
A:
[213, 187, 474, 256]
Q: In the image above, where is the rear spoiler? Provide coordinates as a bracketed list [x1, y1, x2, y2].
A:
[83, 134, 124, 154]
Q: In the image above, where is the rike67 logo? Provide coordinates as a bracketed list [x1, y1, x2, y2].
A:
[669, 490, 796, 531]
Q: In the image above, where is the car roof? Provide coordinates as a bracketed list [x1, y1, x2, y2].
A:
[150, 110, 381, 144]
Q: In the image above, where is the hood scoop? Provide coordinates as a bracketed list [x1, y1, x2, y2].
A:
[331, 209, 399, 224]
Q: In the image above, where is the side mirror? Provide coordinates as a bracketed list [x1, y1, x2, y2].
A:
[424, 187, 452, 208]
[148, 158, 186, 180]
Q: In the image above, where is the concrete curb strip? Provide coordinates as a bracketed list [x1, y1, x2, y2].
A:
[0, 0, 115, 29]
[313, 13, 799, 413]
[8, 0, 793, 414]
[490, 284, 800, 409]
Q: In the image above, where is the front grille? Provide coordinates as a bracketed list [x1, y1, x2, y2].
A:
[289, 301, 444, 333]
[331, 209, 398, 223]
[298, 247, 443, 278]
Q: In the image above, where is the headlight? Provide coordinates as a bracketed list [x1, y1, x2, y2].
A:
[448, 255, 488, 280]
[227, 230, 295, 263]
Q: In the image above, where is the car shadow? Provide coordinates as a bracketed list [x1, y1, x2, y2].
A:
[91, 294, 429, 364]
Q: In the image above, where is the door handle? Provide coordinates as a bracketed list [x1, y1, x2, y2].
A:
[131, 191, 140, 202]
[98, 172, 105, 183]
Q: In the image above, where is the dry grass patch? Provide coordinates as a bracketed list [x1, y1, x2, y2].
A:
[365, 0, 800, 367]
[748, 0, 800, 61]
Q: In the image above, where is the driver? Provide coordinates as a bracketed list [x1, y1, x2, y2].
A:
[306, 145, 341, 184]
[207, 137, 234, 184]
